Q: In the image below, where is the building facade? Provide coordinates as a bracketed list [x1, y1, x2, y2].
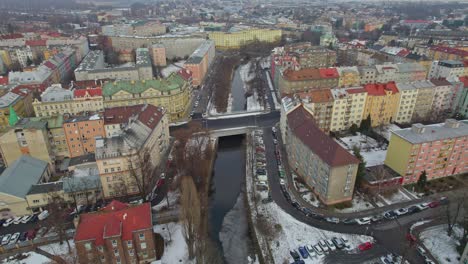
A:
[394, 82, 419, 124]
[183, 40, 215, 87]
[63, 115, 105, 158]
[362, 82, 400, 127]
[208, 29, 282, 49]
[0, 89, 33, 129]
[329, 87, 367, 132]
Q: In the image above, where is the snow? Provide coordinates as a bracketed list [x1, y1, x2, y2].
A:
[161, 60, 185, 78]
[302, 193, 320, 208]
[334, 193, 375, 213]
[265, 71, 281, 109]
[374, 124, 402, 141]
[410, 220, 432, 232]
[239, 61, 256, 85]
[420, 225, 463, 264]
[246, 91, 263, 112]
[3, 240, 76, 264]
[89, 114, 100, 120]
[379, 189, 411, 205]
[153, 222, 193, 264]
[206, 111, 265, 120]
[152, 191, 180, 212]
[336, 133, 388, 167]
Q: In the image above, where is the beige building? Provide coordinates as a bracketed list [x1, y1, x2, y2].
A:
[151, 44, 166, 66]
[30, 116, 70, 158]
[295, 90, 334, 134]
[102, 72, 191, 122]
[337, 66, 360, 87]
[95, 105, 169, 198]
[411, 80, 436, 121]
[208, 28, 282, 49]
[395, 83, 419, 124]
[329, 87, 368, 132]
[0, 118, 54, 167]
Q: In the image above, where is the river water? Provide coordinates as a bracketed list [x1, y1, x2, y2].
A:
[208, 135, 253, 263]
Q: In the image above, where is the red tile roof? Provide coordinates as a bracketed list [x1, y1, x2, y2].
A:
[283, 68, 321, 81]
[319, 68, 339, 79]
[25, 39, 47, 46]
[287, 105, 360, 166]
[396, 49, 410, 57]
[430, 46, 468, 57]
[459, 76, 468, 88]
[75, 201, 152, 245]
[0, 33, 23, 39]
[138, 104, 165, 130]
[177, 69, 192, 81]
[346, 87, 367, 94]
[74, 88, 102, 98]
[104, 104, 164, 130]
[296, 89, 334, 103]
[364, 82, 399, 96]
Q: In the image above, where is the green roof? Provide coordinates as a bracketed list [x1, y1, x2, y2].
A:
[102, 73, 186, 97]
[29, 115, 64, 129]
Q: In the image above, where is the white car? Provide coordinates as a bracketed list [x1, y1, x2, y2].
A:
[417, 246, 427, 256]
[313, 244, 323, 255]
[306, 245, 317, 258]
[9, 232, 20, 244]
[356, 217, 371, 225]
[21, 215, 33, 224]
[416, 203, 429, 210]
[394, 208, 408, 216]
[325, 217, 340, 224]
[38, 210, 49, 221]
[319, 240, 329, 252]
[1, 234, 11, 245]
[340, 237, 351, 249]
[3, 218, 14, 227]
[12, 216, 23, 225]
[279, 179, 285, 185]
[326, 239, 337, 251]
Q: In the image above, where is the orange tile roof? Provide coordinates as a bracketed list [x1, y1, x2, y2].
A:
[364, 82, 399, 96]
[297, 89, 334, 103]
[283, 68, 321, 81]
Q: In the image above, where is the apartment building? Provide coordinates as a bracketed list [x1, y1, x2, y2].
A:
[295, 89, 334, 133]
[411, 80, 436, 122]
[363, 82, 400, 127]
[75, 201, 156, 264]
[183, 40, 215, 86]
[279, 68, 336, 94]
[428, 46, 468, 61]
[318, 68, 340, 89]
[456, 77, 468, 117]
[385, 120, 468, 184]
[337, 66, 360, 87]
[329, 87, 367, 132]
[430, 78, 455, 117]
[102, 21, 166, 37]
[282, 104, 360, 205]
[102, 72, 191, 122]
[0, 89, 33, 129]
[0, 118, 54, 167]
[394, 82, 419, 124]
[29, 115, 69, 158]
[358, 66, 378, 84]
[33, 84, 103, 118]
[63, 115, 105, 158]
[208, 28, 282, 49]
[429, 60, 465, 79]
[151, 44, 166, 66]
[375, 64, 399, 83]
[95, 105, 169, 198]
[395, 63, 427, 82]
[103, 105, 149, 138]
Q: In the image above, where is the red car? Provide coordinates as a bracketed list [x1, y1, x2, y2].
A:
[428, 201, 440, 208]
[358, 242, 373, 251]
[156, 178, 165, 188]
[406, 233, 416, 242]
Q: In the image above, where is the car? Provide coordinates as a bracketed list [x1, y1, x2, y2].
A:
[26, 229, 37, 240]
[356, 217, 371, 225]
[406, 233, 416, 242]
[371, 214, 384, 222]
[19, 231, 28, 242]
[342, 218, 356, 225]
[326, 239, 337, 251]
[289, 250, 300, 261]
[380, 255, 393, 264]
[0, 219, 6, 226]
[12, 216, 23, 224]
[306, 245, 317, 257]
[384, 211, 398, 220]
[314, 244, 324, 255]
[332, 237, 345, 249]
[280, 179, 285, 185]
[319, 240, 329, 252]
[38, 210, 49, 220]
[428, 201, 440, 208]
[156, 178, 165, 188]
[291, 201, 300, 209]
[256, 169, 267, 174]
[273, 139, 278, 144]
[9, 232, 20, 244]
[417, 246, 427, 256]
[36, 227, 48, 238]
[358, 242, 373, 251]
[394, 208, 408, 216]
[21, 215, 33, 224]
[298, 246, 309, 258]
[284, 192, 291, 201]
[419, 202, 430, 209]
[439, 196, 449, 205]
[407, 205, 420, 214]
[3, 218, 14, 227]
[292, 260, 305, 264]
[341, 237, 351, 249]
[1, 234, 11, 245]
[424, 258, 436, 264]
[325, 217, 340, 224]
[272, 127, 277, 133]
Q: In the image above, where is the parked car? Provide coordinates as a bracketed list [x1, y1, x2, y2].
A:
[424, 258, 436, 264]
[38, 210, 49, 221]
[319, 240, 329, 252]
[332, 237, 345, 249]
[3, 218, 14, 227]
[291, 201, 300, 209]
[12, 216, 23, 225]
[280, 179, 285, 185]
[19, 231, 28, 242]
[26, 229, 37, 240]
[428, 201, 440, 208]
[342, 218, 356, 225]
[417, 246, 427, 256]
[306, 245, 317, 257]
[1, 234, 11, 245]
[326, 239, 337, 251]
[416, 203, 429, 211]
[325, 217, 340, 224]
[371, 214, 384, 222]
[298, 246, 309, 258]
[9, 232, 20, 244]
[341, 237, 351, 249]
[406, 233, 417, 242]
[407, 205, 420, 214]
[380, 255, 393, 264]
[314, 244, 324, 255]
[289, 250, 300, 261]
[384, 211, 398, 220]
[356, 217, 371, 225]
[439, 196, 449, 205]
[21, 214, 33, 224]
[358, 242, 373, 251]
[394, 208, 408, 216]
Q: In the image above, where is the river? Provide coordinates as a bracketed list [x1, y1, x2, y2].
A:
[208, 135, 253, 263]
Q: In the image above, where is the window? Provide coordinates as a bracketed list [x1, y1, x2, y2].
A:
[127, 240, 132, 248]
[97, 246, 103, 252]
[114, 249, 119, 256]
[139, 233, 145, 241]
[112, 240, 117, 247]
[140, 242, 147, 249]
[129, 249, 134, 256]
[84, 242, 92, 251]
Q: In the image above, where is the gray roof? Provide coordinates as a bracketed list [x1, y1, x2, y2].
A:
[0, 92, 22, 109]
[392, 121, 468, 144]
[0, 156, 48, 198]
[186, 40, 214, 64]
[75, 50, 103, 72]
[136, 48, 151, 67]
[27, 181, 63, 195]
[63, 174, 101, 193]
[396, 63, 425, 73]
[41, 84, 73, 102]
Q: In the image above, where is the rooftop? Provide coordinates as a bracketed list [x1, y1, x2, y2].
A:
[104, 104, 148, 125]
[75, 201, 152, 245]
[135, 48, 151, 67]
[13, 118, 48, 130]
[283, 68, 321, 81]
[430, 46, 468, 57]
[41, 84, 73, 102]
[74, 87, 102, 98]
[0, 155, 48, 198]
[63, 174, 101, 193]
[364, 82, 399, 96]
[392, 120, 468, 144]
[27, 181, 63, 196]
[0, 92, 22, 109]
[186, 40, 214, 65]
[297, 89, 334, 103]
[287, 105, 360, 167]
[75, 50, 103, 72]
[319, 68, 339, 79]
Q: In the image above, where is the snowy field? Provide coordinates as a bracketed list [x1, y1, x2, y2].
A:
[420, 225, 463, 264]
[374, 124, 402, 141]
[152, 191, 180, 212]
[379, 189, 412, 205]
[334, 193, 375, 213]
[239, 60, 265, 112]
[337, 133, 388, 167]
[2, 240, 76, 264]
[302, 192, 320, 207]
[152, 222, 192, 264]
[161, 60, 185, 78]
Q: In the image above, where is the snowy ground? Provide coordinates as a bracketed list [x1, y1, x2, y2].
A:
[334, 193, 375, 213]
[292, 174, 310, 193]
[420, 225, 463, 264]
[161, 60, 185, 78]
[336, 133, 388, 167]
[374, 124, 402, 141]
[239, 60, 265, 112]
[379, 189, 412, 205]
[302, 193, 320, 207]
[2, 240, 76, 264]
[152, 191, 180, 212]
[152, 222, 192, 264]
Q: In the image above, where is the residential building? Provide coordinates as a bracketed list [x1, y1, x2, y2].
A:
[0, 118, 54, 167]
[29, 115, 69, 158]
[411, 80, 436, 121]
[395, 82, 419, 124]
[330, 87, 367, 132]
[103, 105, 149, 138]
[95, 105, 169, 198]
[294, 89, 334, 133]
[337, 66, 360, 87]
[102, 72, 191, 122]
[208, 28, 282, 49]
[0, 156, 50, 217]
[318, 68, 340, 89]
[272, 43, 336, 70]
[0, 89, 33, 129]
[455, 77, 468, 117]
[385, 120, 468, 184]
[279, 68, 340, 94]
[375, 64, 399, 83]
[63, 115, 105, 158]
[75, 201, 156, 264]
[102, 21, 166, 37]
[430, 79, 455, 118]
[395, 63, 427, 82]
[428, 46, 468, 61]
[25, 181, 63, 213]
[183, 40, 215, 86]
[151, 44, 166, 66]
[363, 82, 400, 126]
[358, 66, 377, 84]
[281, 104, 360, 205]
[429, 60, 465, 79]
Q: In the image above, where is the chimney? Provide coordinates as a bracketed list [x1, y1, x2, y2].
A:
[411, 123, 425, 134]
[444, 119, 460, 129]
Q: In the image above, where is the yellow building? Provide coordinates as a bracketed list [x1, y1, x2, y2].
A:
[208, 28, 282, 49]
[330, 87, 368, 132]
[363, 82, 400, 127]
[29, 115, 69, 158]
[0, 90, 33, 129]
[337, 66, 360, 87]
[394, 83, 419, 124]
[102, 73, 191, 122]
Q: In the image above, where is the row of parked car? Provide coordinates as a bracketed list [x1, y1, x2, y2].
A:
[379, 253, 410, 264]
[416, 246, 436, 264]
[1, 210, 49, 228]
[289, 237, 359, 263]
[254, 130, 269, 192]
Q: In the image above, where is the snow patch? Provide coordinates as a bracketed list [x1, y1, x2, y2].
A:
[3, 240, 76, 264]
[153, 222, 193, 264]
[334, 194, 375, 213]
[152, 191, 180, 212]
[420, 225, 463, 264]
[161, 61, 185, 78]
[336, 133, 388, 167]
[379, 189, 411, 205]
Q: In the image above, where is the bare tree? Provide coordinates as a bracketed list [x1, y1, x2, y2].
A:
[180, 176, 201, 260]
[195, 233, 223, 264]
[127, 148, 155, 202]
[44, 194, 72, 255]
[447, 195, 465, 237]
